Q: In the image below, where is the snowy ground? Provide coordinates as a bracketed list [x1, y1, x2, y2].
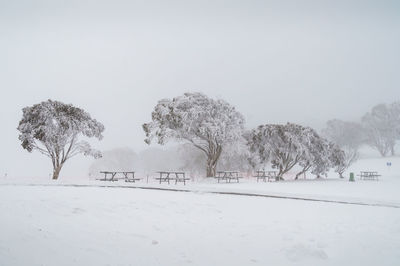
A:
[1, 157, 400, 265]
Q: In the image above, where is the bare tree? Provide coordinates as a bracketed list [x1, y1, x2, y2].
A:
[362, 102, 400, 156]
[17, 100, 104, 180]
[322, 119, 364, 177]
[143, 92, 245, 177]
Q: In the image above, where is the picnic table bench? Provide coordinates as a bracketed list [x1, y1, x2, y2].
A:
[254, 170, 277, 182]
[215, 171, 243, 183]
[97, 171, 140, 182]
[357, 171, 381, 181]
[155, 171, 190, 185]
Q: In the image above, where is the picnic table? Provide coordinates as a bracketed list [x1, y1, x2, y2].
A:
[215, 171, 243, 183]
[98, 171, 140, 182]
[155, 171, 190, 185]
[254, 170, 277, 182]
[358, 171, 381, 181]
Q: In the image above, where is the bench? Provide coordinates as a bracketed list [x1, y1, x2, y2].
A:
[98, 171, 141, 182]
[254, 170, 277, 182]
[155, 171, 190, 185]
[357, 171, 381, 181]
[215, 171, 243, 183]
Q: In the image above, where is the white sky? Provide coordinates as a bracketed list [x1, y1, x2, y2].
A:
[1, 0, 399, 178]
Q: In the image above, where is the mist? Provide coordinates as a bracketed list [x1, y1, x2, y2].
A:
[1, 0, 400, 178]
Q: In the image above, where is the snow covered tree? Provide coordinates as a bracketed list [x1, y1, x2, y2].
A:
[362, 102, 400, 156]
[17, 100, 104, 180]
[322, 119, 364, 177]
[248, 123, 338, 180]
[248, 123, 310, 180]
[295, 127, 330, 179]
[143, 92, 245, 177]
[328, 143, 348, 178]
[309, 138, 335, 178]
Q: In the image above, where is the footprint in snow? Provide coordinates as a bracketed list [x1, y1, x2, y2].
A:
[72, 207, 85, 214]
[284, 244, 328, 261]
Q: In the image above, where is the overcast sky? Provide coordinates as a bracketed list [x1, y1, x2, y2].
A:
[1, 0, 399, 178]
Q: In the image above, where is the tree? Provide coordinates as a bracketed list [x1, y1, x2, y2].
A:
[328, 144, 348, 178]
[362, 102, 400, 156]
[247, 123, 310, 180]
[248, 123, 338, 180]
[322, 119, 364, 177]
[143, 92, 245, 177]
[17, 100, 104, 180]
[295, 128, 331, 179]
[309, 139, 335, 178]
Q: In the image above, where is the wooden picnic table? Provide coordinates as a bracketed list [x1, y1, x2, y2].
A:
[358, 171, 381, 181]
[215, 171, 243, 183]
[98, 171, 140, 182]
[254, 170, 277, 182]
[155, 171, 190, 185]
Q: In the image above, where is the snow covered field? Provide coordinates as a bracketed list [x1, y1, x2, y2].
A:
[1, 157, 400, 266]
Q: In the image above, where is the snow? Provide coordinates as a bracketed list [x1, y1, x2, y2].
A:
[1, 157, 400, 265]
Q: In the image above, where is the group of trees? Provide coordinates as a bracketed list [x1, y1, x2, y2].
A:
[17, 94, 399, 180]
[143, 93, 348, 179]
[319, 102, 400, 171]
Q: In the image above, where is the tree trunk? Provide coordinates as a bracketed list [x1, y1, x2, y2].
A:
[295, 165, 310, 180]
[205, 144, 222, 177]
[391, 145, 395, 156]
[294, 172, 301, 180]
[378, 145, 388, 157]
[276, 175, 285, 181]
[206, 162, 216, 177]
[52, 165, 63, 180]
[206, 155, 219, 177]
[276, 167, 285, 181]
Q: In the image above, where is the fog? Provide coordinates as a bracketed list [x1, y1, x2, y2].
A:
[1, 0, 399, 178]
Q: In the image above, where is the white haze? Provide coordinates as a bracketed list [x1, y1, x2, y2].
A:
[0, 0, 399, 178]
